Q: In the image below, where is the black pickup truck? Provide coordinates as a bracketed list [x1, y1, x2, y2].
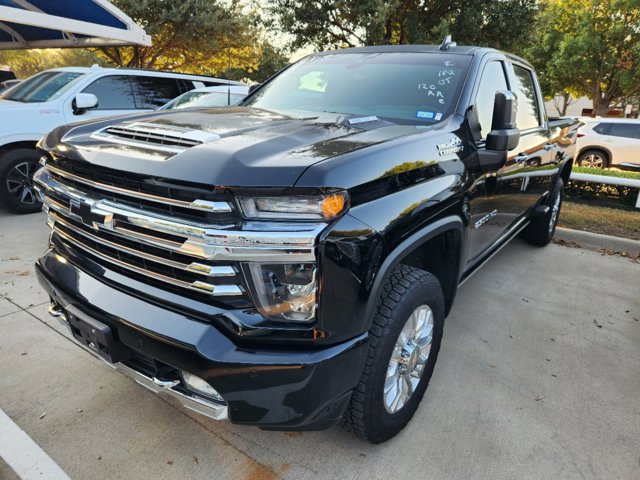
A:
[33, 43, 578, 443]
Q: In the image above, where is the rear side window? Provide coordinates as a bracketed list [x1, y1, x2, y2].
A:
[475, 61, 509, 138]
[133, 76, 183, 108]
[82, 75, 136, 110]
[592, 123, 609, 135]
[608, 123, 640, 139]
[512, 65, 541, 131]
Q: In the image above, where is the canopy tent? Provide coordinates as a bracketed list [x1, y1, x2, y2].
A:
[0, 0, 151, 50]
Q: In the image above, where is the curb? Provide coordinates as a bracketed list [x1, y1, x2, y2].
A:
[554, 227, 640, 256]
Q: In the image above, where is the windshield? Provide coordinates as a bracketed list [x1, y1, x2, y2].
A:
[163, 91, 246, 110]
[243, 52, 471, 124]
[1, 71, 84, 103]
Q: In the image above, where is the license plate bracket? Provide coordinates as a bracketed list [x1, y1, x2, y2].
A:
[66, 308, 131, 363]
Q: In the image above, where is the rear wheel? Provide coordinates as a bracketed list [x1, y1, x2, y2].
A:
[577, 149, 609, 169]
[521, 178, 564, 247]
[341, 265, 444, 443]
[0, 148, 42, 214]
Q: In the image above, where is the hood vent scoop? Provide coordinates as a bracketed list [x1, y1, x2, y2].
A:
[92, 122, 221, 153]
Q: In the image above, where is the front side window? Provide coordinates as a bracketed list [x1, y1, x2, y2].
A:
[512, 65, 541, 131]
[608, 123, 640, 139]
[474, 61, 509, 138]
[82, 75, 136, 110]
[133, 76, 183, 109]
[2, 71, 84, 103]
[243, 52, 471, 125]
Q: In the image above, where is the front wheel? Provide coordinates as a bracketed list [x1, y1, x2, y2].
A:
[0, 148, 42, 214]
[341, 265, 444, 443]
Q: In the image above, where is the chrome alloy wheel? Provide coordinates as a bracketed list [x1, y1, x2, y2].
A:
[6, 161, 38, 206]
[548, 188, 561, 235]
[579, 153, 605, 168]
[384, 304, 434, 414]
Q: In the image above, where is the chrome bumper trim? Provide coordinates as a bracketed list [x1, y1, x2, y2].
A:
[49, 304, 228, 422]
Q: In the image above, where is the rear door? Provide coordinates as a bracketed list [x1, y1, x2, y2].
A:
[506, 62, 556, 207]
[131, 76, 184, 109]
[606, 123, 640, 165]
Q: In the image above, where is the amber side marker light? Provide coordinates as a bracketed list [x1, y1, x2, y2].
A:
[322, 192, 347, 219]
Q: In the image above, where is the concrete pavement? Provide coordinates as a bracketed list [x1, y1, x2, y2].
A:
[0, 210, 639, 480]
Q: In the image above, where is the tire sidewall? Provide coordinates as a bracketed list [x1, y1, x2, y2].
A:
[545, 178, 564, 241]
[366, 276, 444, 438]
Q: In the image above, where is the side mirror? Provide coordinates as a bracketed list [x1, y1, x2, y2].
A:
[248, 83, 261, 94]
[486, 90, 519, 151]
[73, 93, 98, 114]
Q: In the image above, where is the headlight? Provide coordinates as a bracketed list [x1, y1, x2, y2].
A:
[238, 192, 347, 220]
[245, 263, 317, 322]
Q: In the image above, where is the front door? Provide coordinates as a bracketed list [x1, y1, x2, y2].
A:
[466, 59, 528, 263]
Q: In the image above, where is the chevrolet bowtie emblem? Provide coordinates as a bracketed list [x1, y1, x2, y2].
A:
[69, 198, 113, 230]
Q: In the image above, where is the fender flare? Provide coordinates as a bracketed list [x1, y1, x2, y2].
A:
[362, 215, 465, 325]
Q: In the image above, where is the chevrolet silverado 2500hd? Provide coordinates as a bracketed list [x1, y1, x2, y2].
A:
[33, 43, 578, 443]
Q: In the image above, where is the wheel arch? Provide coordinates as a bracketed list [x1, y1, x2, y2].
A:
[364, 216, 465, 323]
[577, 146, 612, 166]
[0, 140, 39, 154]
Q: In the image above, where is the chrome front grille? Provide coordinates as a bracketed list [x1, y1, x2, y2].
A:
[33, 159, 322, 309]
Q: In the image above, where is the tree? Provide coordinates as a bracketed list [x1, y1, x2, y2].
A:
[529, 0, 640, 116]
[223, 43, 290, 83]
[96, 0, 263, 75]
[266, 0, 538, 52]
[0, 49, 108, 78]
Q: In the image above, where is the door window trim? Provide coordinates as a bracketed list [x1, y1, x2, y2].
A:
[506, 61, 547, 136]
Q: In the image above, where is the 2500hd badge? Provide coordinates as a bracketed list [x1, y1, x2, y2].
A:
[33, 41, 578, 443]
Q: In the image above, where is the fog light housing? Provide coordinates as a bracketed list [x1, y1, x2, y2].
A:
[182, 371, 224, 403]
[246, 263, 317, 322]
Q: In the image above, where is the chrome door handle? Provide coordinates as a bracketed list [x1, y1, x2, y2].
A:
[514, 154, 529, 163]
[543, 144, 554, 151]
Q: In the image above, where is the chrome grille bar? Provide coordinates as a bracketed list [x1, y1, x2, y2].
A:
[50, 211, 236, 278]
[52, 225, 243, 297]
[47, 163, 232, 213]
[34, 167, 319, 262]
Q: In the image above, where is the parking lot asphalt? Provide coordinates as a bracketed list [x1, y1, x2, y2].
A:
[1, 209, 639, 480]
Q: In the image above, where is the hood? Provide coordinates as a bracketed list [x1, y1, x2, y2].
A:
[40, 107, 423, 188]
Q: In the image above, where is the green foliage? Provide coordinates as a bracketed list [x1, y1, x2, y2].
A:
[572, 166, 640, 180]
[568, 166, 640, 208]
[527, 0, 640, 115]
[223, 43, 290, 83]
[0, 49, 109, 78]
[96, 0, 276, 76]
[566, 180, 638, 208]
[266, 0, 537, 52]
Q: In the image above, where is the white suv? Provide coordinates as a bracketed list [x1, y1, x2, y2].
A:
[576, 117, 640, 170]
[0, 66, 243, 213]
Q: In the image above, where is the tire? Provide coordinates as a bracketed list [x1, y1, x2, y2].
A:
[341, 265, 445, 443]
[521, 178, 564, 247]
[0, 148, 42, 214]
[577, 149, 609, 169]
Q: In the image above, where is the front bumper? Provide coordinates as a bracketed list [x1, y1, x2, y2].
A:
[36, 249, 368, 431]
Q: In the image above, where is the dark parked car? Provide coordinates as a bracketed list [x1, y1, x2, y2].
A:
[0, 65, 16, 83]
[33, 42, 578, 443]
